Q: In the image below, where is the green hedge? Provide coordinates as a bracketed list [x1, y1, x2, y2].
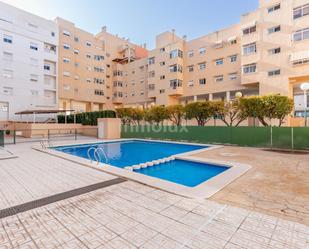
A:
[121, 125, 309, 150]
[58, 110, 116, 125]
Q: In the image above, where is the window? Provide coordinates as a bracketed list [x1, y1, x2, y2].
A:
[159, 61, 165, 66]
[170, 79, 182, 89]
[230, 39, 237, 45]
[30, 42, 38, 51]
[63, 57, 70, 63]
[94, 55, 104, 61]
[3, 87, 13, 96]
[215, 58, 223, 65]
[243, 25, 256, 35]
[63, 30, 71, 36]
[169, 64, 182, 73]
[188, 65, 194, 72]
[63, 44, 70, 50]
[86, 66, 91, 71]
[243, 42, 257, 55]
[188, 50, 194, 57]
[148, 71, 155, 78]
[74, 62, 79, 67]
[214, 75, 224, 82]
[74, 75, 79, 80]
[148, 57, 155, 65]
[268, 4, 280, 13]
[30, 74, 38, 82]
[140, 80, 144, 84]
[268, 47, 281, 55]
[199, 78, 206, 85]
[86, 54, 91, 59]
[74, 37, 79, 42]
[3, 52, 13, 61]
[229, 54, 237, 62]
[160, 47, 165, 53]
[148, 84, 155, 91]
[51, 32, 55, 37]
[159, 89, 165, 94]
[3, 35, 12, 44]
[2, 69, 13, 79]
[131, 92, 135, 97]
[293, 28, 309, 42]
[268, 69, 281, 76]
[160, 75, 165, 80]
[268, 25, 281, 34]
[44, 64, 50, 71]
[229, 73, 237, 80]
[199, 62, 206, 70]
[113, 70, 123, 76]
[170, 49, 183, 59]
[28, 23, 37, 29]
[199, 47, 206, 54]
[242, 63, 257, 74]
[293, 4, 309, 19]
[86, 78, 92, 83]
[94, 78, 104, 84]
[94, 90, 104, 96]
[63, 71, 70, 77]
[293, 58, 309, 66]
[74, 49, 79, 54]
[188, 80, 194, 87]
[86, 41, 92, 47]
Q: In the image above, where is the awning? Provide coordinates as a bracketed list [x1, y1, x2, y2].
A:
[290, 50, 309, 61]
[227, 36, 237, 42]
[15, 109, 74, 115]
[241, 21, 257, 29]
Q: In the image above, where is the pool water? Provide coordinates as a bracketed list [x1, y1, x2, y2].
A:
[134, 159, 229, 187]
[54, 140, 206, 167]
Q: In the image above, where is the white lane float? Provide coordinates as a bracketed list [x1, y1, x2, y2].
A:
[153, 160, 160, 165]
[147, 161, 154, 167]
[132, 164, 141, 170]
[140, 163, 148, 168]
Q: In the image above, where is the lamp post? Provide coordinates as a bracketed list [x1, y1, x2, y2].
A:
[300, 83, 309, 127]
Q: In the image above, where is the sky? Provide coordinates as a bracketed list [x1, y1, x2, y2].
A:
[1, 0, 258, 49]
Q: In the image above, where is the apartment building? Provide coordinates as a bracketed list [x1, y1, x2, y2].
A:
[1, 0, 309, 121]
[56, 18, 109, 113]
[0, 1, 58, 121]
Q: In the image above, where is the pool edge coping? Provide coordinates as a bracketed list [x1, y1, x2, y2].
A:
[32, 138, 251, 199]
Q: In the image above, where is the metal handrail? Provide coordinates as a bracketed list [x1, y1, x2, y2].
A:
[87, 146, 96, 163]
[94, 147, 108, 164]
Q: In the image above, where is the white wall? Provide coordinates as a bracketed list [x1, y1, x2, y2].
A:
[0, 2, 58, 121]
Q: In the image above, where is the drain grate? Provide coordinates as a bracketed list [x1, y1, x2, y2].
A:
[0, 178, 126, 219]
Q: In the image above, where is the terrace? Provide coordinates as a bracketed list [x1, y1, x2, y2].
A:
[0, 135, 308, 248]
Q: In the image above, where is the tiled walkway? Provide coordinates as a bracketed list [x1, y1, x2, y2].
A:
[0, 181, 308, 249]
[0, 142, 115, 210]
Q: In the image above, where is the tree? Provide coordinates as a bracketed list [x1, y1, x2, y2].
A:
[185, 101, 214, 126]
[167, 105, 185, 126]
[131, 108, 144, 125]
[262, 95, 293, 126]
[218, 100, 248, 127]
[239, 95, 293, 127]
[116, 108, 133, 125]
[144, 106, 168, 125]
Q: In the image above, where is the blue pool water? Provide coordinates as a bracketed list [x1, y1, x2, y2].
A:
[135, 159, 229, 187]
[54, 140, 207, 167]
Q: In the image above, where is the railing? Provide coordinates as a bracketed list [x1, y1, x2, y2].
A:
[0, 127, 98, 145]
[87, 146, 108, 164]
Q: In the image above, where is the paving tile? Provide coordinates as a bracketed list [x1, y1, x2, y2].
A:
[120, 224, 158, 247]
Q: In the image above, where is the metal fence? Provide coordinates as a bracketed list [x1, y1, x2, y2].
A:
[0, 127, 98, 145]
[121, 125, 309, 151]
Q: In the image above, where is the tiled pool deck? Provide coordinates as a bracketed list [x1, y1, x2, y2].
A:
[0, 141, 308, 248]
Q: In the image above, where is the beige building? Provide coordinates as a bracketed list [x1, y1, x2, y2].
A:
[55, 0, 309, 117]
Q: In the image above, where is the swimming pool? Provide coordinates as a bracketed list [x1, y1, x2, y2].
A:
[134, 159, 228, 187]
[46, 139, 251, 198]
[54, 140, 207, 167]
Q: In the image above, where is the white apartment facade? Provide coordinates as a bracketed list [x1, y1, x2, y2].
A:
[0, 2, 58, 121]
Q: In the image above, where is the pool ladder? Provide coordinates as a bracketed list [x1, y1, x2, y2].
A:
[40, 140, 54, 149]
[87, 146, 108, 165]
